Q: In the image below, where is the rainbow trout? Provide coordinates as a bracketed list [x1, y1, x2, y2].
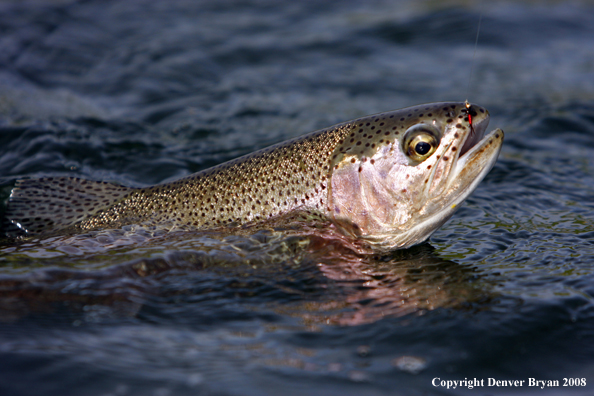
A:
[6, 102, 503, 251]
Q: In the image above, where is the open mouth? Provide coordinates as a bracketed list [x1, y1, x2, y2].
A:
[445, 109, 504, 200]
[453, 126, 504, 187]
[459, 113, 490, 157]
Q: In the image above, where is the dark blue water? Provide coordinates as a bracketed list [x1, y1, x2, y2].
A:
[1, 0, 594, 395]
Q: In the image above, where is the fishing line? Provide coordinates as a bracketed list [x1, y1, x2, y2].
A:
[465, 3, 484, 105]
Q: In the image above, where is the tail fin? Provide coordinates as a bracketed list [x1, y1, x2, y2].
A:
[6, 177, 134, 235]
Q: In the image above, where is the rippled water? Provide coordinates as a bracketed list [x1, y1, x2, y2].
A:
[1, 0, 594, 395]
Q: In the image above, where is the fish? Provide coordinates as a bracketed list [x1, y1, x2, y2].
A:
[5, 102, 503, 251]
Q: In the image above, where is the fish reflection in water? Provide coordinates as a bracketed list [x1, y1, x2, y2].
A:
[0, 227, 492, 326]
[274, 234, 491, 327]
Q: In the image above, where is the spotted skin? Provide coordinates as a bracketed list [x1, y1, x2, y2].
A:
[6, 102, 501, 250]
[79, 123, 350, 231]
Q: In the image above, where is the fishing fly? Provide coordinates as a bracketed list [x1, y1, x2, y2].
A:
[464, 100, 474, 135]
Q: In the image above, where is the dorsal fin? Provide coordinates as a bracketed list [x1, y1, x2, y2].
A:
[6, 177, 134, 235]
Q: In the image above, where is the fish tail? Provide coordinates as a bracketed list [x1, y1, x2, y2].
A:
[5, 176, 134, 235]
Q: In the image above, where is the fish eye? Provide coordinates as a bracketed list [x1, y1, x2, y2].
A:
[403, 124, 441, 162]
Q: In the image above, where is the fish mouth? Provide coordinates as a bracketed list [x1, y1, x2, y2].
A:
[436, 125, 504, 230]
[453, 126, 504, 186]
[459, 113, 490, 157]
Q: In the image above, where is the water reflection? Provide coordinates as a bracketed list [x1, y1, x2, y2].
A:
[0, 227, 493, 326]
[276, 239, 492, 327]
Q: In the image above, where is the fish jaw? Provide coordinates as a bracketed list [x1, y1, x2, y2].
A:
[327, 102, 503, 252]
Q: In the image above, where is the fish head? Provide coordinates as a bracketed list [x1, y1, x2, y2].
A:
[327, 102, 503, 251]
